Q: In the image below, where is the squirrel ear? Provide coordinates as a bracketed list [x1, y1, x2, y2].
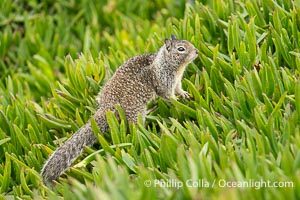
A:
[171, 34, 176, 40]
[164, 38, 172, 51]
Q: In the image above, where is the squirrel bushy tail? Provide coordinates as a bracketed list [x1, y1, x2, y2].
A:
[41, 109, 109, 183]
[40, 123, 97, 183]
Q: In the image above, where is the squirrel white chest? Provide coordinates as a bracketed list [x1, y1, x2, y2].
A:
[175, 64, 187, 85]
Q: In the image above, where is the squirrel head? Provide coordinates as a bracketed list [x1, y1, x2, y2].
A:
[163, 35, 198, 68]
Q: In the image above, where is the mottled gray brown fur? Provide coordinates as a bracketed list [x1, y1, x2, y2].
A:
[40, 35, 198, 183]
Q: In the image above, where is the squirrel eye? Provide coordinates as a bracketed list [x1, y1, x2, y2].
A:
[177, 46, 185, 52]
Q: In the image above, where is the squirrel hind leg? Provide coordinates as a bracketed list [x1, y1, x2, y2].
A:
[124, 106, 147, 124]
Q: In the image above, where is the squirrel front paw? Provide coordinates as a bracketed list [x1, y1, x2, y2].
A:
[177, 90, 190, 99]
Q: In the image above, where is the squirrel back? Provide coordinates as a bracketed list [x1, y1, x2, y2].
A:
[40, 35, 198, 183]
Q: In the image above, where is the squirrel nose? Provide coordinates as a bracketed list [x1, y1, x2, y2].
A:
[195, 48, 199, 54]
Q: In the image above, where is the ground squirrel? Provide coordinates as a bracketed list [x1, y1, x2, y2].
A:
[40, 35, 199, 183]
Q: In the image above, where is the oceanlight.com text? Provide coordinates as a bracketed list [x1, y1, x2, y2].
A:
[144, 179, 294, 190]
